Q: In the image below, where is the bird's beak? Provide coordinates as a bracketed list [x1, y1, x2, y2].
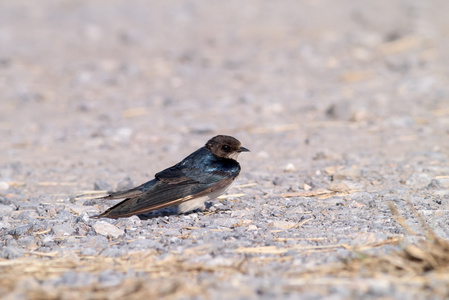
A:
[238, 146, 250, 152]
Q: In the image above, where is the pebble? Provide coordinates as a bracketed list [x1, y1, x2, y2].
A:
[80, 247, 98, 256]
[0, 196, 14, 205]
[405, 173, 432, 188]
[0, 221, 10, 229]
[1, 246, 24, 259]
[75, 212, 91, 223]
[113, 127, 133, 144]
[55, 211, 73, 222]
[81, 236, 109, 250]
[428, 178, 449, 189]
[116, 177, 135, 191]
[0, 204, 13, 213]
[93, 221, 124, 238]
[17, 211, 39, 220]
[51, 223, 75, 236]
[57, 271, 94, 287]
[247, 225, 258, 231]
[270, 220, 297, 230]
[284, 163, 296, 172]
[0, 181, 9, 190]
[17, 203, 40, 211]
[325, 101, 352, 121]
[9, 224, 34, 238]
[17, 236, 36, 247]
[128, 238, 163, 250]
[99, 270, 124, 287]
[212, 217, 238, 227]
[100, 247, 128, 257]
[94, 179, 113, 191]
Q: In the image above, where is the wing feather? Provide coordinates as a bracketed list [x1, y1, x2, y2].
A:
[96, 148, 241, 218]
[97, 177, 233, 218]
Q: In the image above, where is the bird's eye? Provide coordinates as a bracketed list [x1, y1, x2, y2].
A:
[221, 145, 230, 152]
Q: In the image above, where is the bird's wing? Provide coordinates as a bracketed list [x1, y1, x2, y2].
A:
[96, 176, 233, 218]
[96, 157, 241, 218]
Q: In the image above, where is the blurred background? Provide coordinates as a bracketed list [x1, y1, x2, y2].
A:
[0, 0, 448, 193]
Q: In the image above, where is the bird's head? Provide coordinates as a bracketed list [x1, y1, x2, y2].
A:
[206, 135, 250, 160]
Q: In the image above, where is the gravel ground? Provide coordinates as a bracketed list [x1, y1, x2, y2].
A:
[1, 0, 449, 299]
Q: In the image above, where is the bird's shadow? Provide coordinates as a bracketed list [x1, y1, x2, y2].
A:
[137, 202, 217, 220]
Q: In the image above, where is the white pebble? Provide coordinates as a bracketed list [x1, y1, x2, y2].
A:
[284, 163, 295, 172]
[0, 181, 9, 190]
[93, 221, 124, 239]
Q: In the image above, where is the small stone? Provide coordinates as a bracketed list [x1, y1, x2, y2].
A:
[9, 224, 33, 238]
[0, 181, 9, 190]
[1, 246, 24, 259]
[0, 204, 13, 213]
[405, 174, 432, 188]
[93, 221, 124, 238]
[247, 225, 258, 231]
[428, 178, 449, 189]
[0, 222, 10, 229]
[128, 239, 163, 250]
[350, 110, 369, 122]
[100, 247, 127, 257]
[81, 235, 109, 250]
[17, 203, 40, 211]
[284, 163, 295, 173]
[351, 192, 375, 205]
[303, 184, 312, 191]
[313, 152, 327, 160]
[212, 217, 238, 227]
[94, 179, 113, 191]
[127, 215, 142, 225]
[270, 220, 297, 230]
[55, 211, 73, 222]
[52, 224, 75, 236]
[0, 196, 14, 205]
[113, 215, 142, 228]
[116, 177, 135, 192]
[75, 212, 91, 223]
[99, 270, 124, 287]
[17, 211, 39, 220]
[80, 247, 98, 256]
[113, 127, 133, 144]
[5, 237, 18, 246]
[17, 236, 36, 247]
[326, 101, 351, 121]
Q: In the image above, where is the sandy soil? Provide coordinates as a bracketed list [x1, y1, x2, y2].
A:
[1, 0, 449, 299]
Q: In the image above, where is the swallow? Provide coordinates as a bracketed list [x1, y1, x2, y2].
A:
[95, 135, 249, 219]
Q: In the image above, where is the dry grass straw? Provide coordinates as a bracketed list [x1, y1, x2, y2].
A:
[0, 251, 243, 299]
[287, 199, 449, 296]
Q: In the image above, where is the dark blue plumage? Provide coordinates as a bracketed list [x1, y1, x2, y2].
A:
[96, 135, 249, 219]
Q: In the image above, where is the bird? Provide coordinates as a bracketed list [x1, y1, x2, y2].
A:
[95, 135, 249, 219]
